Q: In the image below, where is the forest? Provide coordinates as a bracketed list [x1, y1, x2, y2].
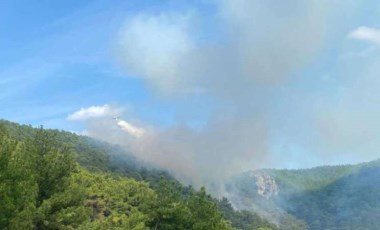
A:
[3, 119, 379, 229]
[0, 120, 277, 230]
[229, 159, 380, 230]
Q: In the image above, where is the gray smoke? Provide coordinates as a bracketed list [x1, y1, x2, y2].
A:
[68, 0, 379, 196]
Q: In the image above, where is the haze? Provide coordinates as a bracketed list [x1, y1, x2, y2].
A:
[2, 0, 380, 191]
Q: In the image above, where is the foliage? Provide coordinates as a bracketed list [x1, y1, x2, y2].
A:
[229, 159, 380, 230]
[0, 120, 276, 229]
[217, 197, 278, 230]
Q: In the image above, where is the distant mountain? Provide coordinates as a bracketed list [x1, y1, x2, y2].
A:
[227, 160, 380, 230]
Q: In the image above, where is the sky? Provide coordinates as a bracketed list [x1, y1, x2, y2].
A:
[2, 0, 380, 176]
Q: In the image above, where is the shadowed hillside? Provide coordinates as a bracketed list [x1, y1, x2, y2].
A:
[228, 160, 380, 230]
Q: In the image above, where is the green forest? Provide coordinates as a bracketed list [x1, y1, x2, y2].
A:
[0, 120, 277, 230]
[229, 159, 380, 230]
[3, 119, 379, 230]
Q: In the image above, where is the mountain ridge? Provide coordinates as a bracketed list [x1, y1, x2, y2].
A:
[228, 159, 380, 230]
[2, 118, 380, 229]
[0, 118, 278, 230]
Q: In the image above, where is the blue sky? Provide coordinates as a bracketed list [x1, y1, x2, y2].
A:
[0, 0, 188, 127]
[2, 0, 380, 170]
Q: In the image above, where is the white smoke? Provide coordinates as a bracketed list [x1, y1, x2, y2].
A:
[68, 105, 146, 139]
[68, 0, 378, 196]
[68, 105, 268, 196]
[116, 119, 145, 138]
[116, 0, 335, 98]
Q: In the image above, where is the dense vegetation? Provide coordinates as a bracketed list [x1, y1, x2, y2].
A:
[9, 118, 378, 230]
[229, 160, 380, 230]
[5, 119, 379, 230]
[0, 120, 277, 230]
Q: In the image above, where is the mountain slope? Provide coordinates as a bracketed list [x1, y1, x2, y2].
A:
[0, 119, 277, 230]
[0, 119, 172, 184]
[228, 160, 380, 230]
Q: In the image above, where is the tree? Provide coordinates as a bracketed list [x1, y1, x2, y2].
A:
[188, 187, 232, 230]
[147, 178, 192, 230]
[0, 125, 37, 229]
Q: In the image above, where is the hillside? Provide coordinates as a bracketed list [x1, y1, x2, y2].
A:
[227, 160, 380, 230]
[3, 119, 379, 230]
[0, 119, 277, 230]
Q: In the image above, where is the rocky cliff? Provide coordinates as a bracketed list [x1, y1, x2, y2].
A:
[250, 171, 279, 199]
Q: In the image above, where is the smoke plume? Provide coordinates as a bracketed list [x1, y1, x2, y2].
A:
[68, 0, 380, 196]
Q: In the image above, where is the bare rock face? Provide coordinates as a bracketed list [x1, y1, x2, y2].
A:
[250, 171, 279, 199]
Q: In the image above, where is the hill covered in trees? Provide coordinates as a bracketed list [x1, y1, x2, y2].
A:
[3, 119, 378, 229]
[228, 159, 380, 230]
[0, 119, 277, 230]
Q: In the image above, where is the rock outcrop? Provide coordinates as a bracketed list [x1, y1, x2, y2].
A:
[250, 171, 279, 199]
